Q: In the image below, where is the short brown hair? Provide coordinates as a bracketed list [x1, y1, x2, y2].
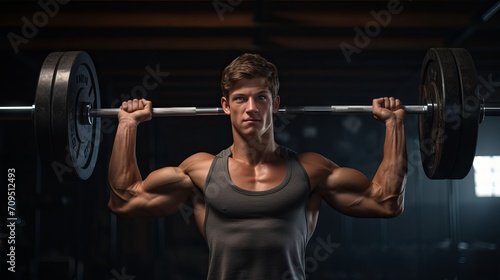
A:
[221, 53, 279, 100]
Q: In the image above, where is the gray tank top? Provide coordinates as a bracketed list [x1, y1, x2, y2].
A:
[203, 146, 310, 280]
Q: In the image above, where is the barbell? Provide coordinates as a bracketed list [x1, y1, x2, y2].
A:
[0, 48, 499, 181]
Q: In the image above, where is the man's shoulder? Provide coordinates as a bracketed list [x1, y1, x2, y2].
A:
[279, 146, 324, 163]
[295, 151, 326, 161]
[180, 152, 216, 172]
[187, 152, 216, 162]
[295, 151, 338, 169]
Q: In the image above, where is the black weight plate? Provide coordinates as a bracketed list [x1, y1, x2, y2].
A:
[51, 51, 101, 180]
[34, 52, 64, 180]
[419, 48, 462, 179]
[449, 48, 479, 179]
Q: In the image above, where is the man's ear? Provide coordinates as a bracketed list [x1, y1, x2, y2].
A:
[273, 95, 280, 113]
[221, 96, 230, 114]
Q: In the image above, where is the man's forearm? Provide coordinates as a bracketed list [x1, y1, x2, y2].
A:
[372, 118, 408, 213]
[108, 121, 142, 196]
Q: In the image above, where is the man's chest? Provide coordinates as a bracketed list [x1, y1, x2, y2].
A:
[227, 157, 286, 192]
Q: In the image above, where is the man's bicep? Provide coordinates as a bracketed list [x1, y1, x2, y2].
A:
[318, 167, 375, 217]
[142, 166, 195, 194]
[138, 153, 213, 215]
[114, 167, 194, 217]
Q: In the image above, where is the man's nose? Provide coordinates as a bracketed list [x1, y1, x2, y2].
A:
[246, 98, 258, 113]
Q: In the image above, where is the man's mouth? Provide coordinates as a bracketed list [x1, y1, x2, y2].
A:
[244, 118, 260, 122]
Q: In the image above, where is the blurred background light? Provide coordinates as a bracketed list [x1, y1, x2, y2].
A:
[473, 155, 500, 197]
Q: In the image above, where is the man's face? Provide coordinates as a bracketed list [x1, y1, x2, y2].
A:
[221, 78, 280, 139]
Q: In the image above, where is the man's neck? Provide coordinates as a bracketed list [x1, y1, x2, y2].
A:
[231, 134, 280, 165]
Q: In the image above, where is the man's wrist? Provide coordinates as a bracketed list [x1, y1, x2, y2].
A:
[118, 118, 140, 128]
[384, 117, 404, 127]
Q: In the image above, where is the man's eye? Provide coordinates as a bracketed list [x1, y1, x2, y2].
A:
[257, 95, 266, 100]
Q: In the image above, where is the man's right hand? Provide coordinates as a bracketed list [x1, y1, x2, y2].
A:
[119, 99, 153, 125]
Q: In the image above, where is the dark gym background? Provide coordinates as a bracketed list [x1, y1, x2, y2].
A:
[1, 1, 500, 279]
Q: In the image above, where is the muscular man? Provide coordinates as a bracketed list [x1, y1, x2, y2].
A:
[108, 53, 407, 279]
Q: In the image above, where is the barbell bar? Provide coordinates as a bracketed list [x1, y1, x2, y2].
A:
[0, 104, 430, 120]
[3, 103, 500, 120]
[3, 103, 500, 122]
[88, 105, 430, 118]
[0, 48, 497, 181]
